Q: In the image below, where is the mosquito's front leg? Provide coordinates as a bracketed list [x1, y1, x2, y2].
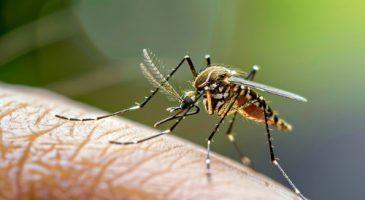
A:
[154, 106, 200, 127]
[205, 88, 242, 180]
[110, 92, 203, 145]
[55, 49, 199, 121]
[54, 89, 158, 121]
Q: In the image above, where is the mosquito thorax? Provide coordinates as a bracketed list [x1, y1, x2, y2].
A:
[193, 66, 235, 90]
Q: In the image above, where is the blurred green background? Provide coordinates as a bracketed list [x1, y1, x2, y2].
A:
[1, 0, 364, 199]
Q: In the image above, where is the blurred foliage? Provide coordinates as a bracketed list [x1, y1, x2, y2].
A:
[1, 0, 364, 199]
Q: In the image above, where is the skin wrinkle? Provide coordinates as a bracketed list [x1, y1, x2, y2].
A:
[95, 126, 129, 140]
[106, 150, 171, 189]
[142, 137, 167, 152]
[0, 166, 14, 199]
[105, 184, 158, 200]
[28, 161, 57, 184]
[90, 126, 130, 158]
[176, 170, 226, 199]
[37, 141, 58, 160]
[138, 148, 198, 187]
[67, 123, 76, 137]
[13, 121, 66, 142]
[229, 163, 287, 197]
[98, 142, 112, 158]
[166, 146, 192, 169]
[179, 157, 204, 169]
[35, 108, 52, 125]
[97, 134, 133, 160]
[144, 152, 223, 199]
[9, 106, 73, 199]
[68, 124, 100, 162]
[85, 156, 118, 199]
[173, 146, 203, 164]
[0, 103, 28, 119]
[0, 127, 5, 159]
[138, 168, 171, 187]
[16, 133, 53, 198]
[1, 101, 15, 108]
[52, 111, 84, 138]
[110, 144, 180, 182]
[106, 181, 117, 199]
[13, 125, 63, 198]
[138, 145, 185, 186]
[171, 179, 212, 200]
[161, 177, 190, 200]
[15, 140, 33, 199]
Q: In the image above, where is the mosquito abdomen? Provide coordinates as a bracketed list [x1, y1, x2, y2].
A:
[235, 88, 293, 132]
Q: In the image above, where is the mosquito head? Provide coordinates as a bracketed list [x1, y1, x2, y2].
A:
[180, 90, 197, 109]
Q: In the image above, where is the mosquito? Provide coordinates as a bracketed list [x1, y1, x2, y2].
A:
[55, 49, 308, 200]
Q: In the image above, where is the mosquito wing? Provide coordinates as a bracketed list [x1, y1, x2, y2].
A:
[228, 76, 307, 102]
[141, 49, 183, 102]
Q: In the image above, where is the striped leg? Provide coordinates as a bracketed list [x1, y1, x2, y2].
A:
[154, 106, 200, 127]
[109, 110, 184, 145]
[225, 112, 251, 166]
[110, 92, 203, 145]
[259, 96, 308, 200]
[206, 88, 242, 181]
[55, 50, 198, 121]
[221, 68, 259, 166]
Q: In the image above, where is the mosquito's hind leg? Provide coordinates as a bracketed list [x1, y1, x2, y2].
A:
[225, 112, 251, 166]
[245, 65, 260, 81]
[259, 96, 308, 200]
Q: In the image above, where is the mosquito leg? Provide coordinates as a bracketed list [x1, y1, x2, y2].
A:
[184, 55, 198, 79]
[225, 112, 251, 166]
[55, 51, 198, 121]
[110, 106, 191, 145]
[259, 96, 308, 200]
[154, 106, 200, 127]
[54, 89, 158, 121]
[245, 65, 260, 81]
[205, 54, 211, 66]
[206, 88, 242, 181]
[110, 93, 203, 145]
[55, 90, 152, 121]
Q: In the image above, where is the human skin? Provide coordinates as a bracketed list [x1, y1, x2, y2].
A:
[0, 83, 299, 200]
